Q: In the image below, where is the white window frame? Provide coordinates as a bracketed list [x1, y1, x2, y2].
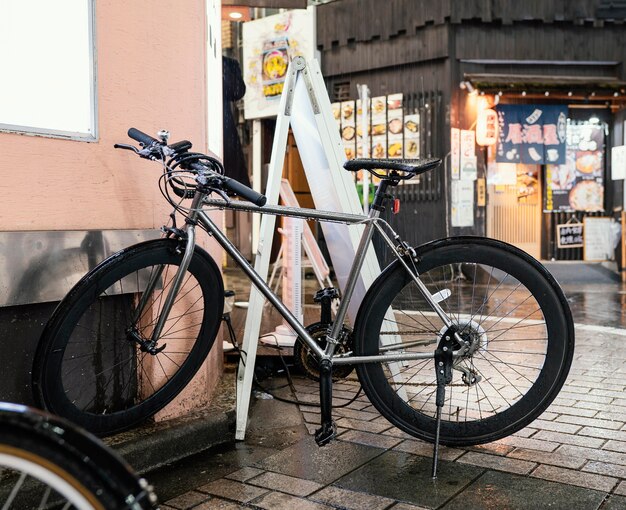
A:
[0, 0, 98, 141]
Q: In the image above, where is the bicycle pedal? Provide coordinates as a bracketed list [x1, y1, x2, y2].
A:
[314, 420, 337, 447]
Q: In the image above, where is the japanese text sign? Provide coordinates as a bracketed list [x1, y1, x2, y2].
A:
[496, 105, 567, 165]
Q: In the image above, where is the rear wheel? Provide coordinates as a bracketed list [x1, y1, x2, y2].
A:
[355, 237, 574, 446]
[33, 239, 223, 436]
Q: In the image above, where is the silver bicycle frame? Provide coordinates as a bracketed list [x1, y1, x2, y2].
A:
[185, 195, 463, 365]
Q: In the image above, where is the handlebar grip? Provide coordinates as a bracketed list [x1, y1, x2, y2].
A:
[128, 128, 159, 146]
[222, 177, 267, 207]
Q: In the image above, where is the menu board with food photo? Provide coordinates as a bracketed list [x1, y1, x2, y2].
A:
[544, 123, 605, 212]
[387, 93, 403, 111]
[340, 100, 356, 159]
[404, 114, 420, 159]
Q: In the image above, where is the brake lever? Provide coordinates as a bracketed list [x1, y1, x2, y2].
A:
[113, 143, 140, 153]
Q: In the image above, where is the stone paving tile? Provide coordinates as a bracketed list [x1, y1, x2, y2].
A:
[335, 417, 394, 434]
[456, 451, 536, 475]
[225, 466, 265, 482]
[310, 485, 396, 510]
[441, 470, 607, 510]
[194, 498, 248, 509]
[604, 440, 626, 453]
[507, 448, 586, 469]
[339, 429, 403, 449]
[533, 430, 606, 448]
[555, 415, 623, 430]
[602, 495, 626, 510]
[389, 504, 429, 510]
[583, 460, 626, 478]
[302, 411, 321, 423]
[196, 479, 268, 503]
[557, 444, 626, 466]
[549, 403, 598, 418]
[380, 427, 414, 440]
[557, 392, 612, 404]
[574, 401, 612, 412]
[255, 436, 384, 485]
[530, 464, 617, 492]
[334, 406, 380, 421]
[251, 491, 334, 510]
[163, 490, 209, 510]
[579, 426, 626, 441]
[615, 480, 626, 496]
[393, 439, 464, 461]
[593, 411, 626, 423]
[512, 427, 537, 438]
[495, 435, 559, 452]
[335, 451, 482, 509]
[246, 471, 323, 496]
[467, 442, 515, 456]
[590, 389, 626, 399]
[529, 419, 582, 434]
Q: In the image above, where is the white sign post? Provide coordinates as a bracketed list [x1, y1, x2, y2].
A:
[235, 57, 384, 440]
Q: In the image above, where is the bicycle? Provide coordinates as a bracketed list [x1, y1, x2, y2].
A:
[0, 401, 157, 509]
[32, 128, 575, 475]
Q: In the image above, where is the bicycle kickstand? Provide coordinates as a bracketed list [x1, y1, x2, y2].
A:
[315, 358, 337, 446]
[431, 336, 454, 479]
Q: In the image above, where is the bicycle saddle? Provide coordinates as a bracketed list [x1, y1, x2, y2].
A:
[343, 157, 441, 176]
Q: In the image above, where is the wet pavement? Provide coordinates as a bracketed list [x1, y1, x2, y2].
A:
[147, 267, 626, 510]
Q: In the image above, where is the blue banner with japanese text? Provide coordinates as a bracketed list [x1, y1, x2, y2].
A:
[496, 105, 567, 165]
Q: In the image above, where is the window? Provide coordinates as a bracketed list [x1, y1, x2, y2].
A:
[0, 0, 97, 140]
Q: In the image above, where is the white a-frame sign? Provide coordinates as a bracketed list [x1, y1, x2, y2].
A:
[235, 57, 384, 439]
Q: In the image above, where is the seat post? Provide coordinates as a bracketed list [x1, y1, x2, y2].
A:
[370, 178, 395, 212]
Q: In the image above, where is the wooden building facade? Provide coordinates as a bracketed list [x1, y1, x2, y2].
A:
[316, 0, 626, 261]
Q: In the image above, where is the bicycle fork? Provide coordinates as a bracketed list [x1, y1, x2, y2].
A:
[130, 198, 202, 353]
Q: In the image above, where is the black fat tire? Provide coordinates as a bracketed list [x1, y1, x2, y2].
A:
[32, 239, 223, 436]
[354, 237, 574, 446]
[0, 404, 155, 509]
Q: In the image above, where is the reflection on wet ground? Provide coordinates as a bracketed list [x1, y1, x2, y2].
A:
[151, 268, 626, 510]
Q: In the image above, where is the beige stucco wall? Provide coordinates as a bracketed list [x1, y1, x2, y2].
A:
[0, 0, 224, 419]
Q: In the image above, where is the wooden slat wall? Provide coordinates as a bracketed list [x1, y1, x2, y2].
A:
[316, 0, 625, 53]
[456, 24, 626, 76]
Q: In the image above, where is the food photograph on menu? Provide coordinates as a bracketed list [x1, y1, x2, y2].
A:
[544, 123, 604, 212]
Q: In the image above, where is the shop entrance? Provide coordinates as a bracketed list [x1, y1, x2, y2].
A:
[487, 164, 542, 259]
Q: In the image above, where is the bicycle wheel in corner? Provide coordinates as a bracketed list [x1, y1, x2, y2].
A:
[0, 402, 157, 509]
[354, 237, 574, 447]
[33, 238, 224, 436]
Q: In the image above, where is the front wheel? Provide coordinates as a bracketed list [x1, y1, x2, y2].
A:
[0, 402, 157, 509]
[33, 238, 224, 436]
[355, 237, 574, 446]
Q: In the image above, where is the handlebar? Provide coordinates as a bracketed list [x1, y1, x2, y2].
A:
[116, 127, 267, 207]
[128, 127, 160, 147]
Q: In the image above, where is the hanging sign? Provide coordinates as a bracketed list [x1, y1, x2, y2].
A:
[476, 108, 498, 146]
[451, 180, 474, 227]
[460, 129, 476, 181]
[496, 104, 567, 164]
[612, 145, 626, 180]
[243, 8, 315, 119]
[451, 127, 460, 180]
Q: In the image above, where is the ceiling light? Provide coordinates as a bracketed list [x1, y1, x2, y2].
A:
[229, 11, 243, 19]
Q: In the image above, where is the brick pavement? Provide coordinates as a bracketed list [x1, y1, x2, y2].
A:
[152, 322, 626, 510]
